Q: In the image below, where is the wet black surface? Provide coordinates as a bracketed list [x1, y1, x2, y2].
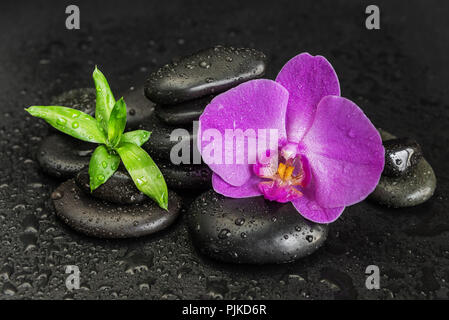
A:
[188, 190, 328, 264]
[53, 179, 181, 238]
[144, 46, 267, 104]
[0, 0, 448, 299]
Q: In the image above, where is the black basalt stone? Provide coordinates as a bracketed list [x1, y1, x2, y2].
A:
[50, 87, 154, 129]
[140, 114, 198, 163]
[52, 179, 182, 238]
[121, 85, 155, 129]
[50, 88, 96, 116]
[187, 190, 328, 264]
[37, 134, 94, 179]
[76, 167, 147, 205]
[155, 95, 213, 125]
[369, 129, 436, 207]
[159, 162, 212, 191]
[145, 45, 267, 104]
[383, 138, 422, 177]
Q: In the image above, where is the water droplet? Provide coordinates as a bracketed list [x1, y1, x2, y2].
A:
[101, 161, 107, 168]
[234, 218, 245, 226]
[306, 235, 313, 243]
[347, 129, 356, 138]
[72, 121, 79, 129]
[56, 118, 67, 126]
[97, 174, 105, 182]
[199, 61, 211, 69]
[136, 176, 147, 185]
[51, 190, 63, 200]
[218, 229, 231, 239]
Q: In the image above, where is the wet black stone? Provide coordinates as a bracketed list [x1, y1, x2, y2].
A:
[140, 114, 198, 163]
[50, 88, 96, 116]
[159, 162, 212, 191]
[369, 130, 436, 207]
[76, 167, 147, 205]
[50, 87, 154, 129]
[383, 138, 422, 177]
[53, 179, 182, 238]
[187, 190, 328, 264]
[144, 45, 267, 104]
[37, 134, 94, 179]
[155, 95, 212, 125]
[121, 85, 155, 129]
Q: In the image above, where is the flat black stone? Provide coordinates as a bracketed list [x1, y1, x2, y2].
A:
[383, 138, 422, 177]
[37, 134, 94, 179]
[140, 113, 198, 163]
[369, 130, 436, 207]
[50, 88, 96, 116]
[155, 95, 212, 125]
[121, 85, 155, 129]
[52, 179, 182, 238]
[187, 190, 328, 264]
[144, 45, 267, 104]
[159, 162, 212, 191]
[50, 87, 154, 129]
[76, 167, 147, 205]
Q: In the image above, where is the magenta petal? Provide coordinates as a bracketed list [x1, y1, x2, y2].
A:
[291, 189, 344, 223]
[258, 181, 302, 203]
[302, 95, 385, 208]
[212, 173, 262, 198]
[276, 53, 340, 143]
[199, 79, 289, 186]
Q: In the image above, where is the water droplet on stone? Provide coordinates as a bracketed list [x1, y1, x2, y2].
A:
[218, 228, 231, 239]
[51, 190, 64, 200]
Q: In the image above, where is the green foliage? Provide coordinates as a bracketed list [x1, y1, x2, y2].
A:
[26, 67, 168, 209]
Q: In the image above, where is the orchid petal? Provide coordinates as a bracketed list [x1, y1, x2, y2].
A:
[276, 53, 340, 143]
[292, 181, 345, 223]
[212, 173, 262, 198]
[199, 79, 289, 187]
[303, 95, 384, 208]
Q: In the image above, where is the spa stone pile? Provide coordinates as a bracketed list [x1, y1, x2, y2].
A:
[35, 45, 436, 263]
[140, 45, 267, 191]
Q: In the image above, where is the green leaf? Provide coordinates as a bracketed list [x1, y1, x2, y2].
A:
[107, 97, 127, 147]
[88, 145, 121, 192]
[93, 66, 116, 133]
[116, 142, 168, 210]
[26, 106, 106, 144]
[120, 130, 152, 147]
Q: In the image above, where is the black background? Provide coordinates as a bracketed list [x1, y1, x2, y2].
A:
[0, 0, 448, 299]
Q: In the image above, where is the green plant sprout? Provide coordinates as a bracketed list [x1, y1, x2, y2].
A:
[26, 67, 168, 210]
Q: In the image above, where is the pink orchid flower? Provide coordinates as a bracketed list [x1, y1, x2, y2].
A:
[198, 53, 384, 223]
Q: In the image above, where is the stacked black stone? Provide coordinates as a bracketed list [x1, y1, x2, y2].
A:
[36, 87, 184, 238]
[142, 45, 268, 192]
[369, 129, 436, 207]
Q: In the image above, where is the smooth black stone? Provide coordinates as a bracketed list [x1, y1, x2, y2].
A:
[155, 95, 213, 125]
[187, 190, 328, 264]
[369, 130, 436, 207]
[159, 162, 212, 191]
[52, 179, 182, 238]
[383, 138, 422, 177]
[37, 134, 94, 179]
[50, 87, 154, 129]
[145, 45, 267, 104]
[76, 167, 147, 205]
[121, 85, 155, 129]
[370, 158, 436, 207]
[140, 114, 198, 163]
[50, 88, 96, 116]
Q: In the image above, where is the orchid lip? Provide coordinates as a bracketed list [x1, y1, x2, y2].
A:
[254, 143, 310, 203]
